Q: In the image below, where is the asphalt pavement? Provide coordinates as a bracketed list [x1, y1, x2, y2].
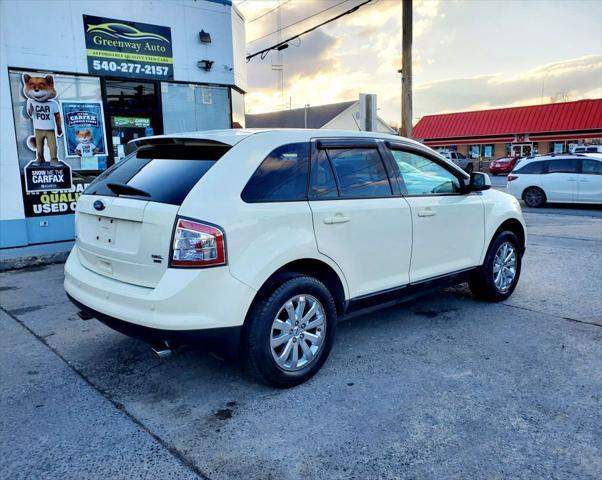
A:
[1, 206, 601, 479]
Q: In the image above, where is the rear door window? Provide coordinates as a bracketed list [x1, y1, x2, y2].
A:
[84, 143, 229, 205]
[547, 158, 578, 174]
[241, 143, 309, 202]
[325, 148, 392, 198]
[310, 150, 339, 199]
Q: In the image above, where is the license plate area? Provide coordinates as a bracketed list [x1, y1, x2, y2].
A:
[95, 216, 117, 246]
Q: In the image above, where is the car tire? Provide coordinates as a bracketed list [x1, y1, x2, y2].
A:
[243, 275, 337, 388]
[469, 231, 522, 302]
[465, 163, 474, 173]
[523, 186, 546, 207]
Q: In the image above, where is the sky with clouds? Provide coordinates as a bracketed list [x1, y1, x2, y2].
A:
[235, 0, 602, 125]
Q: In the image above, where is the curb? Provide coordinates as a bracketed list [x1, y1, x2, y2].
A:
[0, 250, 69, 272]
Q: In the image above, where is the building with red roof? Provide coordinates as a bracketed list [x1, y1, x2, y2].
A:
[412, 99, 602, 160]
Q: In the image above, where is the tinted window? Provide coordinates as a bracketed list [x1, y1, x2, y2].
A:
[326, 148, 392, 197]
[548, 158, 578, 174]
[241, 143, 309, 202]
[515, 160, 546, 174]
[310, 150, 338, 199]
[582, 159, 602, 175]
[84, 144, 229, 205]
[390, 150, 461, 195]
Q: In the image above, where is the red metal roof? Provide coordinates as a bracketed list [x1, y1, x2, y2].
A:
[412, 99, 602, 141]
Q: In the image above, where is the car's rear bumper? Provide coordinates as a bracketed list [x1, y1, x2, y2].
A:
[67, 293, 242, 348]
[64, 246, 257, 332]
[489, 165, 512, 174]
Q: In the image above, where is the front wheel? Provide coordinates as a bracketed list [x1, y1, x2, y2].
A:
[243, 276, 337, 387]
[465, 163, 474, 173]
[469, 231, 522, 302]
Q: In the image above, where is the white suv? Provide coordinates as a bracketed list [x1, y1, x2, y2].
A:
[65, 129, 526, 387]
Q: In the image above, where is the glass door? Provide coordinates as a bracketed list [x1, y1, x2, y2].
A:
[103, 80, 162, 162]
[511, 143, 532, 157]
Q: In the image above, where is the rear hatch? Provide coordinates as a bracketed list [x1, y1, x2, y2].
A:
[75, 139, 231, 288]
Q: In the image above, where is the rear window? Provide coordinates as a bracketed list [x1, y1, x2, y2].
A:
[241, 143, 309, 202]
[84, 143, 230, 205]
[514, 160, 546, 174]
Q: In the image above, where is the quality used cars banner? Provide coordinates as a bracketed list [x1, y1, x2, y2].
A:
[83, 14, 173, 80]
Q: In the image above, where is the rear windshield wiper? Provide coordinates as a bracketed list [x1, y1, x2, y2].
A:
[106, 182, 151, 197]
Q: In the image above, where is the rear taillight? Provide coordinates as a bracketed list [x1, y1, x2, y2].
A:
[507, 175, 518, 182]
[170, 218, 226, 267]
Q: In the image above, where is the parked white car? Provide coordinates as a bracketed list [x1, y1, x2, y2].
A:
[65, 129, 526, 387]
[506, 154, 602, 207]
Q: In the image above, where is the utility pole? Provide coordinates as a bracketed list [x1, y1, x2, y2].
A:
[400, 0, 413, 138]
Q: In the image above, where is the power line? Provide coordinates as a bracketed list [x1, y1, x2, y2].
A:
[248, 0, 292, 23]
[246, 0, 373, 61]
[248, 0, 352, 44]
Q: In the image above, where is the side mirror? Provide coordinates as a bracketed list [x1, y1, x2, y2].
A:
[468, 172, 491, 192]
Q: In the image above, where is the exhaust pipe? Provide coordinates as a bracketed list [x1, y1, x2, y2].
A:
[151, 341, 173, 359]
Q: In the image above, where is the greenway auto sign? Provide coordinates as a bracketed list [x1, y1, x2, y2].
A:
[83, 15, 173, 80]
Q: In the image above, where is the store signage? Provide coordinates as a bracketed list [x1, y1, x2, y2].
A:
[23, 161, 72, 193]
[111, 116, 152, 128]
[83, 15, 173, 80]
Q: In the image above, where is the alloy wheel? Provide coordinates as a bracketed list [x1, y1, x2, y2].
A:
[493, 241, 517, 293]
[524, 188, 544, 207]
[270, 294, 326, 372]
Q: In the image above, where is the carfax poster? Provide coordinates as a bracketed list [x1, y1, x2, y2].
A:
[8, 69, 105, 217]
[61, 101, 108, 170]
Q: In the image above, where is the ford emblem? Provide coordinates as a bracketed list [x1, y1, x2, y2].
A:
[93, 200, 106, 211]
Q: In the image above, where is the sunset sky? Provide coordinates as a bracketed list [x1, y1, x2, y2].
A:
[235, 0, 602, 125]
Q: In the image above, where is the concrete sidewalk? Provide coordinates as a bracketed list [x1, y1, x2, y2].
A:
[0, 310, 202, 480]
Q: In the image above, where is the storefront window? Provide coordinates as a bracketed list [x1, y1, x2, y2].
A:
[483, 144, 494, 158]
[231, 89, 245, 128]
[9, 69, 106, 172]
[468, 145, 481, 159]
[160, 83, 231, 134]
[9, 69, 108, 219]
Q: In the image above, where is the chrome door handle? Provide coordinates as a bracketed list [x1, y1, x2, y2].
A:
[323, 215, 350, 224]
[417, 209, 436, 217]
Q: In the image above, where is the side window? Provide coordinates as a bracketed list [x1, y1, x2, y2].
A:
[456, 152, 466, 159]
[241, 143, 309, 202]
[548, 158, 578, 174]
[326, 148, 392, 197]
[582, 159, 602, 175]
[310, 150, 338, 199]
[390, 149, 461, 195]
[515, 161, 546, 174]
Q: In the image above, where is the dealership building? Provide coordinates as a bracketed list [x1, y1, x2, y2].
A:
[412, 99, 602, 160]
[0, 0, 245, 250]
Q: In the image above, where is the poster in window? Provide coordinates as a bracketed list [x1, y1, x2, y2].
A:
[61, 101, 108, 170]
[9, 69, 104, 217]
[484, 145, 493, 158]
